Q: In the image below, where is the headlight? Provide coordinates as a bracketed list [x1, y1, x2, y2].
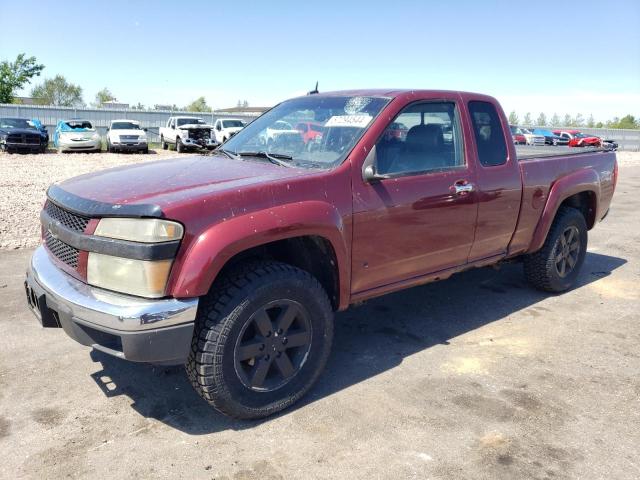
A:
[87, 253, 172, 298]
[92, 132, 100, 139]
[94, 218, 183, 243]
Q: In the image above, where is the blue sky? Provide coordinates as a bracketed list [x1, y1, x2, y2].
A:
[1, 0, 639, 120]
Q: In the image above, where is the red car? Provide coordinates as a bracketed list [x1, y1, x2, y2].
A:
[26, 89, 618, 419]
[295, 121, 325, 144]
[510, 125, 527, 145]
[553, 130, 601, 148]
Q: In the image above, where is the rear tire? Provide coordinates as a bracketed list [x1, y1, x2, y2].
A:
[186, 261, 334, 419]
[523, 206, 587, 292]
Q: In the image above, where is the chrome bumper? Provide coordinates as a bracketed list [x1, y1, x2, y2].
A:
[25, 246, 198, 363]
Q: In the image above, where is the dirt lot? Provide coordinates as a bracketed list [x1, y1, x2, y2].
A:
[0, 153, 639, 479]
[0, 149, 197, 249]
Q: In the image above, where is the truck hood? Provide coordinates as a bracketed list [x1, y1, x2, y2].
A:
[52, 154, 313, 214]
[178, 124, 213, 130]
[0, 127, 39, 136]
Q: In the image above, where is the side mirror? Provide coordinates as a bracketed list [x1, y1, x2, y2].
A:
[143, 128, 148, 132]
[171, 125, 175, 129]
[363, 164, 390, 182]
[361, 145, 389, 183]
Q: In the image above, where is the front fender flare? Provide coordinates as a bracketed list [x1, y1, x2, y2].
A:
[167, 201, 349, 306]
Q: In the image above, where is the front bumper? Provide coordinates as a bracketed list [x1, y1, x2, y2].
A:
[58, 138, 101, 152]
[25, 246, 198, 364]
[111, 142, 148, 151]
[183, 137, 218, 149]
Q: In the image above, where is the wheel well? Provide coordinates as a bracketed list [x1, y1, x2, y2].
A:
[559, 191, 596, 229]
[218, 236, 340, 310]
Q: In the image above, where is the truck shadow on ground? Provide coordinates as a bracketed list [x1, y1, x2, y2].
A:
[89, 251, 626, 434]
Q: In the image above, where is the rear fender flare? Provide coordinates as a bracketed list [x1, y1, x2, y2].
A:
[527, 168, 600, 253]
[168, 201, 349, 307]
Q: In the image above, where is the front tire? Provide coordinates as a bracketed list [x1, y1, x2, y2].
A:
[186, 261, 334, 419]
[176, 137, 183, 153]
[523, 206, 587, 292]
[161, 136, 168, 150]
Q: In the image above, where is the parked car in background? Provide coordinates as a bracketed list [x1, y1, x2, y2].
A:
[553, 130, 601, 148]
[159, 116, 217, 152]
[601, 138, 619, 150]
[510, 125, 527, 145]
[260, 120, 302, 147]
[532, 128, 569, 146]
[53, 119, 102, 153]
[295, 121, 325, 145]
[384, 121, 409, 141]
[520, 127, 546, 146]
[213, 118, 245, 143]
[31, 119, 49, 152]
[106, 119, 148, 153]
[0, 117, 46, 153]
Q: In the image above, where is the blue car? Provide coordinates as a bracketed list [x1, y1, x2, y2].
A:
[532, 128, 569, 146]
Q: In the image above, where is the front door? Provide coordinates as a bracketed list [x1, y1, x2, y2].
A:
[351, 100, 478, 293]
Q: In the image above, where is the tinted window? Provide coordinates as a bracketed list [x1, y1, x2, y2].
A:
[469, 101, 508, 166]
[376, 101, 464, 176]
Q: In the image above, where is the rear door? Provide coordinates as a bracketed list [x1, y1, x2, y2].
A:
[464, 98, 522, 261]
[351, 97, 479, 293]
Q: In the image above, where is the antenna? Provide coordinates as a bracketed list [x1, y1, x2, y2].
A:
[307, 81, 319, 95]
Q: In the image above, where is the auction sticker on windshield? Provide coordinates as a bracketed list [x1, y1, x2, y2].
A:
[325, 115, 373, 128]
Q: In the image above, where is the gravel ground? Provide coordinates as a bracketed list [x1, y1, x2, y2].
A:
[0, 149, 196, 250]
[1, 149, 639, 251]
[0, 164, 638, 479]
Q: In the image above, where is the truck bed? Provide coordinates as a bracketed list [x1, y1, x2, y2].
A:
[516, 145, 607, 160]
[508, 147, 617, 255]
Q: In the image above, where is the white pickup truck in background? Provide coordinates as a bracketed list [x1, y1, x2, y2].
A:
[213, 118, 245, 143]
[159, 116, 217, 152]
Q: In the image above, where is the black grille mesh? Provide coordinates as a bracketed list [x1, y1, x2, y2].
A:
[45, 201, 90, 233]
[44, 231, 79, 269]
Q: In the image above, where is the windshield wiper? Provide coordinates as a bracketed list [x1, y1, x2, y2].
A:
[237, 151, 293, 167]
[215, 148, 241, 160]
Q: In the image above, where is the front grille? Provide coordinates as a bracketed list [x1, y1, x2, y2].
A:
[189, 128, 211, 142]
[7, 133, 40, 145]
[44, 231, 79, 268]
[119, 135, 139, 142]
[45, 201, 90, 233]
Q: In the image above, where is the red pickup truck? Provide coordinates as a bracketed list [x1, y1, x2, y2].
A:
[25, 89, 617, 419]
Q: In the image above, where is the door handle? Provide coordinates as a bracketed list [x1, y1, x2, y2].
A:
[452, 181, 474, 195]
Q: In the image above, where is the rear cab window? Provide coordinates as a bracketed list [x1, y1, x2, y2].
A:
[468, 101, 508, 166]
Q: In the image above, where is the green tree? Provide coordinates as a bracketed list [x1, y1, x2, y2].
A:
[93, 87, 116, 107]
[185, 96, 211, 112]
[523, 112, 532, 126]
[0, 53, 45, 103]
[586, 114, 595, 128]
[550, 113, 560, 127]
[131, 102, 145, 110]
[611, 114, 638, 129]
[563, 114, 573, 127]
[595, 121, 604, 128]
[574, 113, 584, 127]
[508, 111, 519, 125]
[31, 75, 83, 106]
[536, 112, 547, 126]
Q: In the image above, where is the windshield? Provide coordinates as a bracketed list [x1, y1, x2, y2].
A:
[222, 95, 390, 169]
[0, 118, 35, 129]
[111, 122, 140, 130]
[61, 120, 93, 131]
[222, 120, 244, 128]
[177, 118, 205, 126]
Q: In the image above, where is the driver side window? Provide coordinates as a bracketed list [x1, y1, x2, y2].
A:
[376, 101, 464, 176]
